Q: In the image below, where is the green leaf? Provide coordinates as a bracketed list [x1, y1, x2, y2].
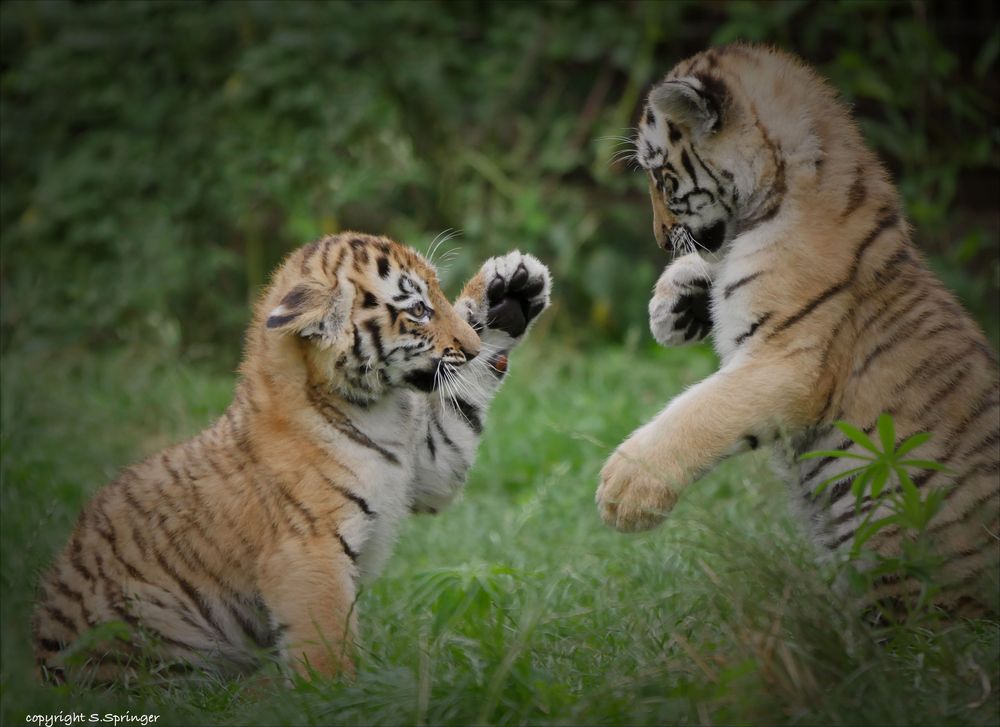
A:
[869, 464, 890, 499]
[799, 450, 874, 461]
[813, 465, 871, 496]
[897, 468, 918, 498]
[894, 431, 931, 458]
[834, 421, 880, 454]
[852, 468, 874, 504]
[852, 514, 897, 552]
[876, 413, 896, 454]
[898, 459, 950, 472]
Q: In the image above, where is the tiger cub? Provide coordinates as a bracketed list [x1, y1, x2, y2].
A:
[596, 43, 999, 615]
[34, 233, 551, 683]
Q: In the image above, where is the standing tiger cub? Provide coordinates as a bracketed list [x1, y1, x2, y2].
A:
[34, 233, 551, 683]
[597, 44, 998, 615]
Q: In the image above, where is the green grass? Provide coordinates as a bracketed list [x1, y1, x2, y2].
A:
[2, 341, 997, 725]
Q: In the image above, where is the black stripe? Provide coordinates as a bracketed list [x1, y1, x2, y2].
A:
[70, 535, 94, 582]
[337, 534, 359, 563]
[964, 429, 1000, 459]
[913, 363, 971, 419]
[299, 240, 321, 273]
[872, 245, 911, 284]
[452, 397, 483, 434]
[46, 605, 78, 632]
[930, 486, 999, 535]
[352, 323, 364, 359]
[307, 390, 401, 466]
[770, 280, 851, 339]
[940, 538, 1000, 567]
[151, 548, 227, 642]
[723, 271, 762, 298]
[273, 481, 319, 536]
[854, 330, 911, 377]
[770, 208, 898, 338]
[425, 428, 437, 460]
[680, 149, 698, 185]
[689, 147, 721, 187]
[364, 319, 385, 360]
[734, 312, 772, 345]
[330, 480, 374, 517]
[818, 309, 853, 374]
[893, 339, 978, 394]
[841, 166, 866, 218]
[856, 285, 922, 339]
[336, 418, 399, 464]
[918, 321, 964, 341]
[431, 408, 465, 467]
[948, 390, 1000, 443]
[152, 506, 267, 649]
[319, 238, 332, 274]
[93, 517, 146, 582]
[733, 196, 782, 236]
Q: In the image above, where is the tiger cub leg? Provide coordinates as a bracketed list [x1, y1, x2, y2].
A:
[409, 251, 552, 514]
[597, 355, 815, 532]
[649, 253, 717, 346]
[258, 535, 358, 679]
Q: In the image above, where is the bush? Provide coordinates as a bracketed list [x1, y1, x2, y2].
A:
[2, 0, 997, 361]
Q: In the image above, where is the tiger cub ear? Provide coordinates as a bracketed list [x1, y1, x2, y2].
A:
[650, 75, 728, 137]
[266, 283, 347, 342]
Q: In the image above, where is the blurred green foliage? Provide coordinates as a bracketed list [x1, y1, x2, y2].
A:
[1, 0, 997, 361]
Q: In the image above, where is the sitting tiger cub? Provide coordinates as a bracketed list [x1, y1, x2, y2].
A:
[34, 233, 551, 683]
[597, 44, 999, 615]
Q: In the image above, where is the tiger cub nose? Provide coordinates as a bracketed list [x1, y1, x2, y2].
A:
[446, 342, 478, 363]
[458, 337, 479, 362]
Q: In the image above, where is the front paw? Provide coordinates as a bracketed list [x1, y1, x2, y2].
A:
[649, 253, 713, 346]
[459, 252, 552, 341]
[596, 444, 679, 533]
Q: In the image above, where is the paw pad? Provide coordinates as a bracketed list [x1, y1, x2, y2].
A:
[485, 260, 548, 338]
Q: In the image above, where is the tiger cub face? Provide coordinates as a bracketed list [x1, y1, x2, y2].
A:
[258, 234, 481, 403]
[635, 50, 790, 259]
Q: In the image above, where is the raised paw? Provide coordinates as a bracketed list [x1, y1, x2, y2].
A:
[649, 253, 714, 346]
[596, 440, 679, 533]
[457, 251, 551, 342]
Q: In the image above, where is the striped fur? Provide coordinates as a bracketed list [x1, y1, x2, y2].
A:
[597, 44, 999, 615]
[33, 233, 551, 683]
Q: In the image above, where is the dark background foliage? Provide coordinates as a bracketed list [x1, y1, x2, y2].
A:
[2, 0, 998, 365]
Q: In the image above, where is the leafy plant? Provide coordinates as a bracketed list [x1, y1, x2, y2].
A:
[802, 413, 951, 614]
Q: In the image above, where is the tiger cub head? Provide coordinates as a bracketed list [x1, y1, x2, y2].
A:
[635, 44, 846, 258]
[250, 233, 480, 403]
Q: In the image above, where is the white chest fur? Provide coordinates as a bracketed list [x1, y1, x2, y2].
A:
[711, 253, 765, 364]
[318, 391, 426, 580]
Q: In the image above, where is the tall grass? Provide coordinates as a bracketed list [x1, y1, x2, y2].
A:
[2, 342, 997, 725]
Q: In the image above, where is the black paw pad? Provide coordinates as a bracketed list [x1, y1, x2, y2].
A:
[670, 289, 713, 341]
[509, 263, 529, 291]
[487, 297, 527, 338]
[487, 276, 506, 305]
